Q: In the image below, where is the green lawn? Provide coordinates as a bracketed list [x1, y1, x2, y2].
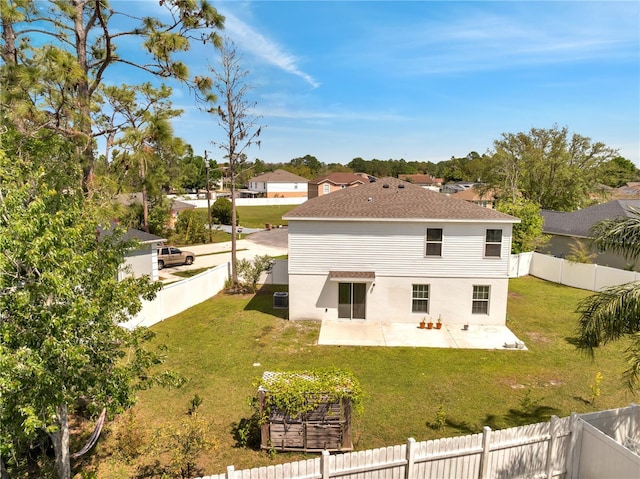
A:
[88, 277, 635, 478]
[196, 204, 298, 230]
[236, 204, 297, 228]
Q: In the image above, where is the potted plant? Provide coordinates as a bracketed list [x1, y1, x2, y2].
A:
[435, 315, 442, 330]
[419, 318, 426, 329]
[427, 319, 434, 329]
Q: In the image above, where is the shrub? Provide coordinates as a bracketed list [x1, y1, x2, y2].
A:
[211, 198, 238, 225]
[174, 209, 207, 244]
[236, 255, 272, 292]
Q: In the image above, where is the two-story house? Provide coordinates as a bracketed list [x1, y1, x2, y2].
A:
[247, 169, 309, 198]
[307, 172, 370, 199]
[283, 178, 519, 326]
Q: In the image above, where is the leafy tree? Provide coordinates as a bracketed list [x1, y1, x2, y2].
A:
[486, 125, 616, 210]
[211, 197, 236, 225]
[347, 157, 368, 173]
[0, 153, 179, 479]
[0, 0, 224, 190]
[576, 208, 640, 389]
[290, 154, 323, 176]
[105, 82, 185, 232]
[208, 38, 263, 287]
[495, 198, 547, 253]
[236, 255, 273, 293]
[596, 156, 639, 188]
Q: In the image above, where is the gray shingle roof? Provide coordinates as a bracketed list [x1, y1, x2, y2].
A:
[98, 223, 166, 244]
[284, 177, 519, 222]
[541, 199, 640, 237]
[250, 169, 309, 183]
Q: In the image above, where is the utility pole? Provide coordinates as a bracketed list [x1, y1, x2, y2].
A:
[205, 151, 213, 243]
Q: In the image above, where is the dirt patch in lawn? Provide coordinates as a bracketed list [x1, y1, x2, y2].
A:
[526, 331, 553, 344]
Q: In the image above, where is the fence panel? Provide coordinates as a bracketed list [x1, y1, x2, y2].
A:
[528, 253, 640, 292]
[574, 421, 640, 479]
[490, 422, 550, 478]
[120, 263, 229, 330]
[594, 265, 638, 290]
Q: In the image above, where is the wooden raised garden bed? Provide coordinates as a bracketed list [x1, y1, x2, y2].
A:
[257, 370, 360, 452]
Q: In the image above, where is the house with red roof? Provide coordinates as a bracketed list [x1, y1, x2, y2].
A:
[283, 177, 520, 326]
[307, 172, 370, 199]
[450, 186, 498, 209]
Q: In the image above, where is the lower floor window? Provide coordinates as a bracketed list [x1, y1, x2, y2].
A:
[472, 285, 490, 314]
[412, 284, 430, 313]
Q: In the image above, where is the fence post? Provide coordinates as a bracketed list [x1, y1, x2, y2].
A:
[321, 450, 331, 479]
[565, 412, 580, 479]
[225, 465, 234, 479]
[405, 437, 416, 479]
[545, 415, 558, 479]
[479, 426, 491, 479]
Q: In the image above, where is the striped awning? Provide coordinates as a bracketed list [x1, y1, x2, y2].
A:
[328, 271, 375, 282]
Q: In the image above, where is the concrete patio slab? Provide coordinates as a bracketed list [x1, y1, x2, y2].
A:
[318, 320, 526, 350]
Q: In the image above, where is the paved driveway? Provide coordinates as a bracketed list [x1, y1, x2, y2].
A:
[158, 232, 288, 283]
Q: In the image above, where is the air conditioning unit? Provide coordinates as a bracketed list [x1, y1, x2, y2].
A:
[273, 292, 289, 309]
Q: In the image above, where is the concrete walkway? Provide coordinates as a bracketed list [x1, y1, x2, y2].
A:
[318, 321, 527, 350]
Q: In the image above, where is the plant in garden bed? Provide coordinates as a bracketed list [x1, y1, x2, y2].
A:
[256, 368, 364, 419]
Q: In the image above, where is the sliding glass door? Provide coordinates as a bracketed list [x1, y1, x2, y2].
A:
[338, 283, 366, 319]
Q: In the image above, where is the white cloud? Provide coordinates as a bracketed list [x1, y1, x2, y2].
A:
[218, 7, 320, 89]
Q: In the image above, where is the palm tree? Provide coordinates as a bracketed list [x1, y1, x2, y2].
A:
[576, 207, 640, 389]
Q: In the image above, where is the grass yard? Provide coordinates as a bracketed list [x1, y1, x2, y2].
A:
[86, 276, 636, 478]
[194, 204, 297, 231]
[236, 204, 297, 229]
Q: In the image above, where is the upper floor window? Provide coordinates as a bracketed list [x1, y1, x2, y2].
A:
[485, 229, 502, 257]
[426, 228, 443, 256]
[412, 284, 430, 313]
[323, 183, 330, 194]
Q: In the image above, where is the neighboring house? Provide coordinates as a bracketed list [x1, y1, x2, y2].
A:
[247, 169, 309, 198]
[398, 174, 443, 191]
[450, 187, 498, 209]
[283, 177, 520, 326]
[308, 172, 369, 199]
[540, 199, 640, 271]
[168, 199, 196, 228]
[613, 182, 640, 199]
[98, 224, 165, 281]
[441, 181, 477, 194]
[121, 228, 165, 281]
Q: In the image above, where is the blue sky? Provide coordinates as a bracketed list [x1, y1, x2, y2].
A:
[120, 1, 639, 166]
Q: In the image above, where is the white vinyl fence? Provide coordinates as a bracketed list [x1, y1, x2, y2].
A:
[528, 252, 640, 291]
[509, 252, 533, 278]
[198, 406, 640, 479]
[168, 195, 307, 209]
[120, 263, 229, 330]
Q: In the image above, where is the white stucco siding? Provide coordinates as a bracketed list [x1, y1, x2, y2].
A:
[288, 273, 509, 325]
[288, 220, 513, 278]
[267, 182, 306, 194]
